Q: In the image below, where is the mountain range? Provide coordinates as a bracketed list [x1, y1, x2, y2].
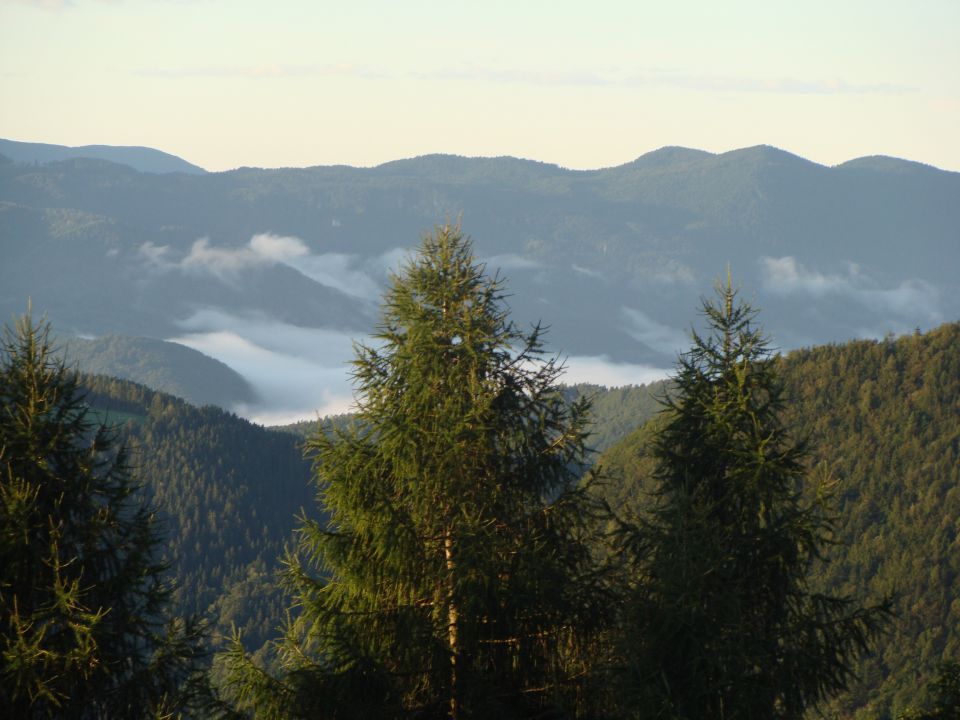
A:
[0, 138, 206, 175]
[1, 138, 957, 422]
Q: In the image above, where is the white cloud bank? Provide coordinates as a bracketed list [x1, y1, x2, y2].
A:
[167, 307, 674, 426]
[760, 256, 942, 323]
[621, 307, 690, 356]
[140, 234, 306, 278]
[169, 310, 359, 425]
[562, 356, 671, 388]
[141, 233, 407, 301]
[150, 239, 678, 423]
[482, 254, 543, 272]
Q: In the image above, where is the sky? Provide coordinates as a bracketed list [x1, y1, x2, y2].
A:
[1, 0, 959, 173]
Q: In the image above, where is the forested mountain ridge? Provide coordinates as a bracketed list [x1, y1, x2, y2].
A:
[1, 144, 956, 379]
[75, 371, 667, 658]
[597, 321, 960, 719]
[78, 374, 314, 656]
[62, 334, 256, 409]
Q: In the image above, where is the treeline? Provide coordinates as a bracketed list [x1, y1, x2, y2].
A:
[784, 325, 960, 717]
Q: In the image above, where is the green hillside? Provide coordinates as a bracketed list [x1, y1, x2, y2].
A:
[64, 334, 256, 409]
[597, 322, 960, 718]
[565, 381, 670, 453]
[79, 374, 314, 656]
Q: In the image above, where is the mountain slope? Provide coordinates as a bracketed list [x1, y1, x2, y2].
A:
[2, 143, 954, 348]
[63, 334, 256, 409]
[80, 375, 315, 653]
[73, 322, 960, 716]
[597, 321, 960, 718]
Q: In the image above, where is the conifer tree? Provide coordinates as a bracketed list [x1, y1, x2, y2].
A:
[0, 313, 208, 718]
[615, 278, 890, 719]
[224, 225, 611, 719]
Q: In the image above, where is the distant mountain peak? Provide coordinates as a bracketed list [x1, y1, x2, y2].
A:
[627, 146, 716, 168]
[0, 138, 206, 175]
[835, 155, 954, 176]
[717, 144, 818, 167]
[374, 153, 564, 176]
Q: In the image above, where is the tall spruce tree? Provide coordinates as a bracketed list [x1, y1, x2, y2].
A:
[223, 225, 611, 719]
[0, 313, 207, 718]
[615, 279, 890, 719]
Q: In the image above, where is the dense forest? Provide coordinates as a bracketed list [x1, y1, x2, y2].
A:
[4, 321, 957, 717]
[79, 374, 314, 659]
[599, 322, 960, 719]
[2, 235, 958, 717]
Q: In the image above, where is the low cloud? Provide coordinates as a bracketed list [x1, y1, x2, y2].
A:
[761, 256, 855, 297]
[648, 265, 696, 285]
[140, 233, 306, 278]
[139, 241, 173, 266]
[141, 233, 406, 301]
[167, 306, 675, 426]
[180, 234, 307, 278]
[562, 356, 671, 388]
[571, 264, 605, 280]
[483, 254, 543, 272]
[760, 256, 942, 322]
[621, 307, 689, 356]
[293, 250, 407, 302]
[169, 309, 359, 425]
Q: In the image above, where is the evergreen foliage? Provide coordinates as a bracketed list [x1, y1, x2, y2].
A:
[223, 225, 612, 719]
[779, 324, 960, 718]
[612, 280, 890, 719]
[77, 373, 313, 661]
[562, 382, 670, 454]
[0, 314, 207, 718]
[899, 660, 960, 720]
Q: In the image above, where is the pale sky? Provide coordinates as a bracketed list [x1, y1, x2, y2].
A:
[1, 0, 958, 172]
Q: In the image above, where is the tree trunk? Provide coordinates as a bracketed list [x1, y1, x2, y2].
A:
[445, 528, 459, 720]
